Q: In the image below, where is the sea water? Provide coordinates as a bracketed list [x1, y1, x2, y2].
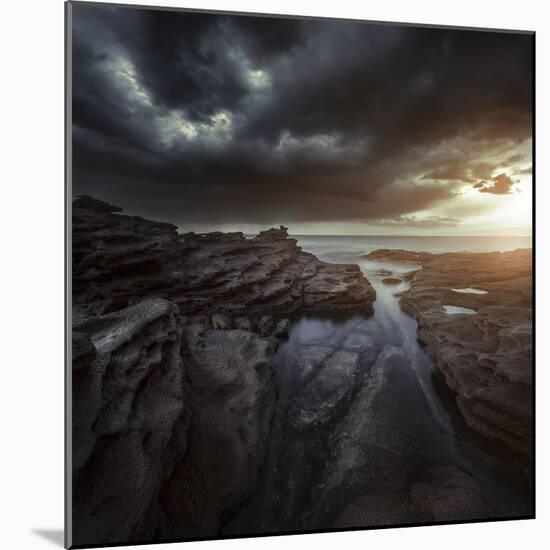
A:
[226, 235, 532, 533]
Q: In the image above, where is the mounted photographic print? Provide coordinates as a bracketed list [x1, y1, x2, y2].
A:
[65, 1, 535, 548]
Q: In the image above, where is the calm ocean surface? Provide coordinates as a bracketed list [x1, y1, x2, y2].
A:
[292, 235, 531, 263]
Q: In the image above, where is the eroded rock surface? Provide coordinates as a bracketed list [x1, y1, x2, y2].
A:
[71, 196, 375, 545]
[366, 248, 533, 459]
[224, 319, 518, 535]
[334, 465, 502, 527]
[157, 326, 277, 538]
[72, 299, 189, 543]
[73, 196, 375, 320]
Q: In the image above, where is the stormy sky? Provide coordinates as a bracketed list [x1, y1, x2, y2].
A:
[71, 3, 533, 235]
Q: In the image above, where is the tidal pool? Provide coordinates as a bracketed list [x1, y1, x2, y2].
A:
[225, 248, 531, 535]
[451, 287, 488, 295]
[443, 305, 477, 315]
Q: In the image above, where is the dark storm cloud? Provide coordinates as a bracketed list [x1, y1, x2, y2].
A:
[420, 164, 476, 183]
[71, 3, 533, 226]
[471, 162, 497, 180]
[478, 173, 516, 195]
[502, 153, 525, 166]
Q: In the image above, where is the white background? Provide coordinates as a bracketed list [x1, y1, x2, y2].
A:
[1, 0, 548, 548]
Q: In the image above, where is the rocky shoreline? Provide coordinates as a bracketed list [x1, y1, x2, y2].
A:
[71, 196, 376, 545]
[71, 195, 532, 545]
[366, 248, 533, 460]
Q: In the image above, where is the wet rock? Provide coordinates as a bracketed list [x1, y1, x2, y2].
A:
[168, 327, 277, 536]
[211, 313, 232, 330]
[273, 318, 290, 338]
[334, 465, 502, 528]
[72, 299, 190, 545]
[234, 316, 253, 331]
[288, 345, 334, 384]
[290, 350, 360, 431]
[341, 332, 376, 353]
[334, 493, 422, 527]
[71, 302, 277, 545]
[70, 196, 378, 543]
[257, 315, 274, 335]
[188, 315, 211, 329]
[73, 197, 376, 320]
[310, 346, 414, 519]
[72, 330, 96, 368]
[370, 248, 533, 459]
[409, 465, 501, 521]
[382, 277, 402, 285]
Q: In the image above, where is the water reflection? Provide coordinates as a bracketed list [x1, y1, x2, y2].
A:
[293, 318, 339, 344]
[451, 287, 488, 295]
[225, 248, 531, 535]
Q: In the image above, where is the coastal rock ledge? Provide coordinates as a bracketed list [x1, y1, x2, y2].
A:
[73, 195, 375, 319]
[367, 248, 533, 460]
[71, 196, 375, 545]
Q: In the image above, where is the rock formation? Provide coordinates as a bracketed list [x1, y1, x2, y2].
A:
[334, 465, 502, 527]
[73, 195, 375, 320]
[366, 248, 533, 459]
[71, 196, 376, 545]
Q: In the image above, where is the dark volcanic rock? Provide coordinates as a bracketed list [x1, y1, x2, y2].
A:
[73, 197, 375, 319]
[72, 301, 277, 545]
[257, 314, 275, 336]
[289, 350, 361, 431]
[367, 248, 533, 459]
[382, 277, 402, 285]
[73, 194, 123, 213]
[211, 313, 232, 330]
[71, 197, 376, 544]
[334, 465, 502, 527]
[72, 299, 190, 544]
[273, 318, 290, 338]
[160, 326, 277, 538]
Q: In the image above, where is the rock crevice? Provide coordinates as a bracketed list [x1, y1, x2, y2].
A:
[366, 248, 533, 459]
[71, 196, 376, 545]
